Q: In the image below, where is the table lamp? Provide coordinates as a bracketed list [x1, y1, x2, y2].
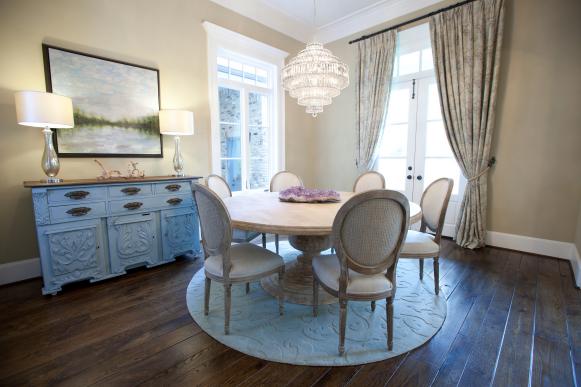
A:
[14, 91, 74, 183]
[159, 110, 194, 177]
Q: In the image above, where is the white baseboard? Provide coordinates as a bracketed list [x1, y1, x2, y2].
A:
[571, 246, 581, 288]
[0, 258, 41, 286]
[486, 231, 580, 287]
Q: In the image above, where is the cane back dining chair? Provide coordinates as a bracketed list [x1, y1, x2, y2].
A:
[399, 178, 454, 295]
[206, 174, 266, 247]
[192, 183, 285, 335]
[353, 171, 386, 193]
[312, 190, 410, 355]
[269, 171, 304, 254]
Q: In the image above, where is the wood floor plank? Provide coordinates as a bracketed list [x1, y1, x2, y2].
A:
[1, 241, 579, 386]
[559, 260, 581, 385]
[312, 365, 360, 386]
[458, 252, 522, 386]
[345, 354, 406, 387]
[531, 257, 574, 386]
[492, 253, 539, 387]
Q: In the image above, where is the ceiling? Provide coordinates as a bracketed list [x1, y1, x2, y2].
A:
[210, 0, 445, 44]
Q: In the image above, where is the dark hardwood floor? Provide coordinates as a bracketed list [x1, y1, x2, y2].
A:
[1, 239, 580, 386]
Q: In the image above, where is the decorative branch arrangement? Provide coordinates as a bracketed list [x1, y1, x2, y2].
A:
[95, 159, 145, 180]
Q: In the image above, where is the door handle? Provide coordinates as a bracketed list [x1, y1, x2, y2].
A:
[416, 175, 423, 181]
[407, 166, 412, 171]
[406, 175, 412, 180]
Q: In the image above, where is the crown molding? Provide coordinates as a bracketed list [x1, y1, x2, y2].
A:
[314, 0, 444, 44]
[208, 0, 314, 43]
[210, 0, 445, 45]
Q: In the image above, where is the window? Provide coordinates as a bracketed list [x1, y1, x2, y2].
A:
[378, 23, 466, 237]
[204, 22, 287, 192]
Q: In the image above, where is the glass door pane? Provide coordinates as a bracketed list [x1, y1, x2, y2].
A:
[377, 82, 416, 200]
[219, 87, 242, 191]
[247, 92, 270, 189]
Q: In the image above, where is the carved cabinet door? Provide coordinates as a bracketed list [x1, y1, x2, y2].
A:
[38, 219, 106, 293]
[107, 213, 159, 273]
[160, 207, 200, 262]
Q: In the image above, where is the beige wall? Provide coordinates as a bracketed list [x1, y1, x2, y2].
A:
[313, 0, 581, 243]
[0, 0, 314, 264]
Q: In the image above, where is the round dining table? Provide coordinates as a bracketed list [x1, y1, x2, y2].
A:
[223, 191, 422, 305]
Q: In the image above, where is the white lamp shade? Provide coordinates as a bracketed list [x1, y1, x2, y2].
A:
[14, 91, 74, 128]
[159, 110, 194, 136]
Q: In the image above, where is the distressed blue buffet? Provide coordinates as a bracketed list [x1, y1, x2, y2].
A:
[24, 176, 202, 295]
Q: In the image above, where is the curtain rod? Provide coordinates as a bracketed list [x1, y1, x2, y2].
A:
[348, 0, 478, 45]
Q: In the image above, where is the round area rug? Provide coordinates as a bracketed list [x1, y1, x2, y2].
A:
[186, 242, 447, 366]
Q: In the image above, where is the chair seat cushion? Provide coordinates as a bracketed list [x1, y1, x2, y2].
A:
[205, 243, 283, 280]
[400, 230, 439, 256]
[312, 255, 393, 297]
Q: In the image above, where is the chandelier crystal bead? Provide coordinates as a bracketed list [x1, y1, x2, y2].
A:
[282, 42, 349, 117]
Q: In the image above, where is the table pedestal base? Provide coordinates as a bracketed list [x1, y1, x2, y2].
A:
[261, 235, 338, 305]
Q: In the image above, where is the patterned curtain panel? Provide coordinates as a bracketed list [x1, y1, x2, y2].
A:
[356, 31, 397, 172]
[430, 0, 505, 248]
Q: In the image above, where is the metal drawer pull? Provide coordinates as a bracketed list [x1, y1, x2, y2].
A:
[66, 207, 92, 216]
[165, 184, 181, 192]
[123, 202, 143, 210]
[166, 198, 183, 205]
[121, 187, 141, 195]
[64, 190, 90, 200]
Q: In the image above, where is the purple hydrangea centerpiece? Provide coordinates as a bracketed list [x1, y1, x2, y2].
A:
[278, 186, 341, 203]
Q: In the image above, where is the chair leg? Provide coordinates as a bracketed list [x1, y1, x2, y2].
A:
[278, 268, 285, 316]
[262, 233, 266, 248]
[339, 299, 348, 355]
[245, 282, 250, 294]
[387, 297, 393, 350]
[434, 257, 440, 295]
[312, 277, 319, 317]
[224, 283, 232, 335]
[419, 258, 424, 280]
[371, 300, 376, 312]
[204, 277, 211, 316]
[275, 234, 280, 254]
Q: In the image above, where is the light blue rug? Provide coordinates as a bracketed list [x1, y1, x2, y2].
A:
[186, 242, 447, 366]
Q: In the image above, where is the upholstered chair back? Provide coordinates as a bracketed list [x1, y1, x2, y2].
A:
[353, 171, 386, 193]
[193, 184, 232, 263]
[333, 190, 409, 276]
[420, 178, 454, 241]
[270, 171, 303, 192]
[206, 174, 232, 199]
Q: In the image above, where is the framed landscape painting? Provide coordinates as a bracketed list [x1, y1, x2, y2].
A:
[43, 44, 163, 157]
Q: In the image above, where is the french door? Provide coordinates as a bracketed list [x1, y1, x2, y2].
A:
[218, 85, 272, 192]
[378, 76, 466, 237]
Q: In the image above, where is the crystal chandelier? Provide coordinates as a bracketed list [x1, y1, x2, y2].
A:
[281, 1, 349, 117]
[282, 42, 349, 117]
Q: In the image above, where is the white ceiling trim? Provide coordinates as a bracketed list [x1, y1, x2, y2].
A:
[209, 0, 314, 43]
[314, 0, 444, 43]
[209, 0, 445, 44]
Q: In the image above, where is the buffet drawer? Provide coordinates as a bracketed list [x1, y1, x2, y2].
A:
[47, 187, 107, 204]
[156, 194, 193, 209]
[108, 184, 153, 199]
[49, 202, 107, 223]
[110, 197, 158, 215]
[154, 181, 191, 195]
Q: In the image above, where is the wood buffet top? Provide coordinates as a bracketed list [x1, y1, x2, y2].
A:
[23, 175, 202, 188]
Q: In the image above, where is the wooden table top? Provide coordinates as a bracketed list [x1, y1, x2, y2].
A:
[224, 191, 422, 236]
